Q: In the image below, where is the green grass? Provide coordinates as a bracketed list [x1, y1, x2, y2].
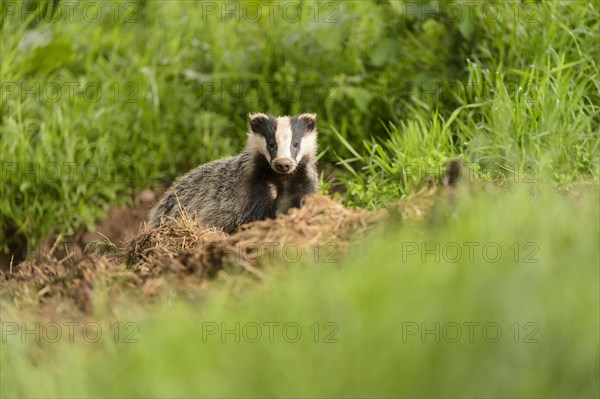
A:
[2, 187, 598, 397]
[333, 1, 599, 208]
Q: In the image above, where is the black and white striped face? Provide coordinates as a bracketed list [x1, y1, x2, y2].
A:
[247, 113, 318, 174]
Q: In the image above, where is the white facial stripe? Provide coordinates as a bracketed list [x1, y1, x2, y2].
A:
[247, 133, 271, 161]
[275, 117, 292, 159]
[298, 132, 318, 161]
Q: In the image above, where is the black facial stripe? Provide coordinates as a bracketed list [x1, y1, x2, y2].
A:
[290, 116, 306, 160]
[251, 115, 278, 160]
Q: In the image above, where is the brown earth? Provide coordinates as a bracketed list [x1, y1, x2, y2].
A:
[79, 189, 159, 259]
[1, 162, 464, 319]
[2, 193, 400, 318]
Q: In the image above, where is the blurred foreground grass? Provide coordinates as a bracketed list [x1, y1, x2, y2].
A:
[2, 186, 598, 397]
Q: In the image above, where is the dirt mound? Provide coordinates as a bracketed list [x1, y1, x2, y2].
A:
[125, 195, 384, 292]
[1, 195, 385, 316]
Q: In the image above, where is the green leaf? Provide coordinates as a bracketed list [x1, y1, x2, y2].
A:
[343, 87, 374, 112]
[370, 38, 400, 67]
[20, 41, 74, 75]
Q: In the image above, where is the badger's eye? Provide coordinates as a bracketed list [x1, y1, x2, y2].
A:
[293, 142, 299, 148]
[268, 141, 275, 150]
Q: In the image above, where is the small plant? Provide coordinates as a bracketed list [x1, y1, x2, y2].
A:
[84, 232, 120, 257]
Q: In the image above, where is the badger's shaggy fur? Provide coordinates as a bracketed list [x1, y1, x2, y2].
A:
[148, 113, 319, 233]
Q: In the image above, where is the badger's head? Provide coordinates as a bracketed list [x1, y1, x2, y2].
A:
[247, 113, 318, 174]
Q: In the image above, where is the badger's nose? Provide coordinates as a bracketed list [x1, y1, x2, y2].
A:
[273, 158, 296, 174]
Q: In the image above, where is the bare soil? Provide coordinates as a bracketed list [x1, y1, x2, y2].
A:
[1, 192, 401, 318]
[1, 168, 457, 320]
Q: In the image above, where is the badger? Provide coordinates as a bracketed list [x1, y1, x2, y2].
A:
[148, 113, 319, 233]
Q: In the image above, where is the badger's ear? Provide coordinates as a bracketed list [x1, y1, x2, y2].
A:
[299, 113, 317, 132]
[248, 113, 269, 133]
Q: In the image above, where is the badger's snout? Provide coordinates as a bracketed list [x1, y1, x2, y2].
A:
[272, 158, 296, 174]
